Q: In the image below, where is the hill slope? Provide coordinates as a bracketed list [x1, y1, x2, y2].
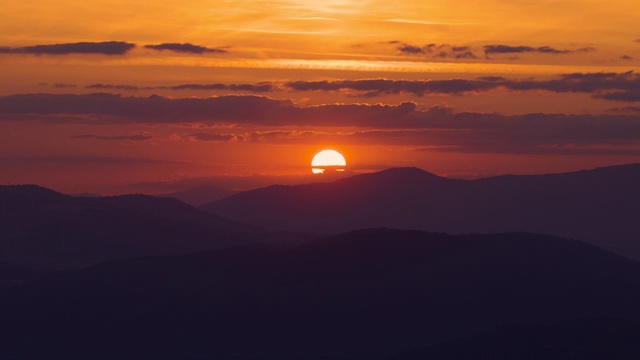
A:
[202, 164, 640, 260]
[0, 185, 261, 268]
[3, 229, 640, 359]
[160, 185, 236, 207]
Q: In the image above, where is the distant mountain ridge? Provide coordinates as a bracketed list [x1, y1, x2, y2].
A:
[0, 185, 261, 268]
[160, 185, 236, 207]
[202, 163, 640, 260]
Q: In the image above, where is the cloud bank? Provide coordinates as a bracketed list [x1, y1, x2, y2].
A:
[0, 41, 135, 55]
[144, 43, 226, 54]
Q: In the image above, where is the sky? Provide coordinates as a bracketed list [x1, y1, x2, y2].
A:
[1, 0, 640, 194]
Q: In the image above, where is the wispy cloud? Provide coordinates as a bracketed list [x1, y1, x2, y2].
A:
[85, 82, 274, 92]
[144, 43, 226, 54]
[483, 44, 592, 58]
[285, 72, 640, 99]
[393, 42, 478, 59]
[70, 134, 153, 141]
[2, 92, 640, 155]
[0, 41, 135, 55]
[185, 133, 242, 142]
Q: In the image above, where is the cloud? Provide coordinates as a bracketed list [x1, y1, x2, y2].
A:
[284, 72, 640, 100]
[85, 82, 274, 92]
[593, 91, 640, 102]
[286, 79, 497, 96]
[391, 42, 589, 60]
[70, 134, 153, 141]
[86, 84, 143, 91]
[234, 115, 640, 155]
[0, 41, 135, 55]
[1, 92, 640, 155]
[144, 43, 226, 54]
[54, 83, 77, 89]
[483, 44, 581, 58]
[0, 156, 181, 165]
[0, 93, 417, 126]
[607, 106, 640, 113]
[395, 43, 478, 59]
[163, 83, 273, 92]
[621, 55, 634, 60]
[185, 133, 241, 142]
[398, 44, 424, 54]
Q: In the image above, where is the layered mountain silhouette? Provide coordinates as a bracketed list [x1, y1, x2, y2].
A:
[160, 185, 236, 207]
[0, 185, 260, 268]
[2, 228, 640, 359]
[202, 163, 640, 260]
[388, 318, 640, 360]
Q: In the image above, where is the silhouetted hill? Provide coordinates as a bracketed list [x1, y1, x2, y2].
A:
[388, 318, 640, 360]
[202, 163, 640, 260]
[2, 229, 640, 359]
[0, 185, 262, 268]
[160, 185, 236, 207]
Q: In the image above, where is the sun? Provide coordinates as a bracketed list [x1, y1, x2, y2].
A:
[312, 149, 346, 174]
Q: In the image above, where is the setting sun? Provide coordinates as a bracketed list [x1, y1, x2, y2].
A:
[311, 149, 346, 174]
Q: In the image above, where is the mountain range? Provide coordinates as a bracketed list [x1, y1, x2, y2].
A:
[0, 185, 260, 268]
[2, 228, 640, 359]
[202, 163, 640, 260]
[159, 185, 236, 207]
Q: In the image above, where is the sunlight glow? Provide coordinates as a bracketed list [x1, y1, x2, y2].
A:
[311, 149, 346, 174]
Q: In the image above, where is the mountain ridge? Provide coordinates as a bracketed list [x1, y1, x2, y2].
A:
[0, 185, 262, 268]
[3, 228, 640, 359]
[201, 163, 640, 260]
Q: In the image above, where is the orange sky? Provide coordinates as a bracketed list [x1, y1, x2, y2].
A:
[1, 0, 640, 194]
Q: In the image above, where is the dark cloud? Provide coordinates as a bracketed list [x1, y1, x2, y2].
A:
[398, 44, 424, 54]
[144, 43, 226, 54]
[70, 134, 153, 141]
[186, 133, 241, 142]
[393, 42, 592, 60]
[1, 92, 640, 155]
[284, 72, 640, 101]
[286, 79, 497, 96]
[163, 83, 273, 92]
[483, 44, 581, 58]
[85, 82, 274, 93]
[86, 84, 143, 90]
[593, 91, 640, 102]
[477, 76, 506, 82]
[197, 113, 640, 156]
[54, 83, 77, 89]
[621, 55, 633, 60]
[0, 41, 135, 55]
[607, 106, 640, 113]
[0, 93, 419, 126]
[397, 43, 478, 59]
[0, 156, 181, 165]
[236, 114, 640, 155]
[3, 93, 383, 128]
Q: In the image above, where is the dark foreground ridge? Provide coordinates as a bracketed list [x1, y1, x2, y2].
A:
[2, 228, 640, 359]
[202, 163, 640, 260]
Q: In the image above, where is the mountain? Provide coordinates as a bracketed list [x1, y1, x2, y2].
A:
[202, 164, 640, 260]
[0, 185, 261, 268]
[3, 228, 640, 359]
[388, 318, 640, 360]
[160, 185, 236, 207]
